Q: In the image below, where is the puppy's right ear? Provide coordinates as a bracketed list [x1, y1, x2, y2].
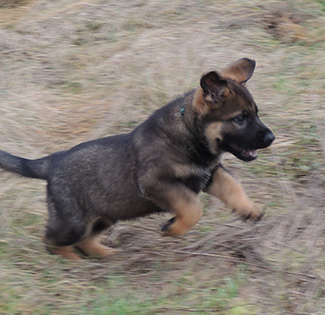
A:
[200, 71, 229, 105]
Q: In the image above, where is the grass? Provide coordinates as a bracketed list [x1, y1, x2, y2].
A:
[0, 0, 324, 314]
[1, 262, 254, 314]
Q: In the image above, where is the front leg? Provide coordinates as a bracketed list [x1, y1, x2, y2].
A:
[141, 180, 203, 236]
[160, 190, 203, 236]
[205, 165, 263, 220]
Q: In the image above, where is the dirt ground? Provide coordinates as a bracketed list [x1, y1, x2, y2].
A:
[0, 0, 324, 314]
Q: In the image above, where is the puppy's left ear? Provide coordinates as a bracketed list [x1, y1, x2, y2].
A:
[220, 58, 256, 84]
[200, 71, 229, 104]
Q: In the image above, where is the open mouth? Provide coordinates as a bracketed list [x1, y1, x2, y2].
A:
[241, 149, 258, 160]
[226, 144, 258, 161]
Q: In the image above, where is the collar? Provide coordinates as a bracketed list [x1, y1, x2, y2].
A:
[180, 106, 200, 139]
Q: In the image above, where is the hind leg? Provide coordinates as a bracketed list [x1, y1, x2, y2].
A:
[43, 230, 84, 261]
[44, 193, 88, 260]
[42, 234, 81, 261]
[44, 190, 118, 260]
[43, 224, 86, 260]
[76, 218, 119, 258]
[77, 236, 119, 258]
[44, 219, 118, 260]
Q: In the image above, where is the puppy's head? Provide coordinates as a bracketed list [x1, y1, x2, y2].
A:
[193, 58, 275, 161]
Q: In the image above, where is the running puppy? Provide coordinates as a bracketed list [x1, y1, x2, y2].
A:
[0, 58, 275, 260]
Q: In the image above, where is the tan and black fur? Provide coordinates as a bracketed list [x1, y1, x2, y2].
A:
[0, 58, 274, 260]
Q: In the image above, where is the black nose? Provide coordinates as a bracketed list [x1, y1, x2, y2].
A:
[261, 130, 275, 145]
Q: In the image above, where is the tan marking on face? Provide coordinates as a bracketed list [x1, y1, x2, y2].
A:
[222, 110, 244, 121]
[205, 122, 223, 142]
[209, 80, 256, 121]
[203, 122, 224, 155]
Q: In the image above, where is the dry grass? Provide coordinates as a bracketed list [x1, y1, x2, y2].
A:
[0, 0, 324, 314]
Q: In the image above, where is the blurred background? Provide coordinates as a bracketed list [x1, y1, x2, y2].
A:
[0, 0, 324, 314]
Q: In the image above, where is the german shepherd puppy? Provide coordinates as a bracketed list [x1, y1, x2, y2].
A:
[0, 58, 274, 260]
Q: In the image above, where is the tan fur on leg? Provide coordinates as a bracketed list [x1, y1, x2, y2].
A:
[77, 236, 119, 258]
[42, 234, 82, 260]
[205, 166, 262, 220]
[162, 190, 203, 236]
[51, 246, 82, 260]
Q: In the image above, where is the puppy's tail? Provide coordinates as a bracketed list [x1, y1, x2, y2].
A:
[0, 150, 52, 180]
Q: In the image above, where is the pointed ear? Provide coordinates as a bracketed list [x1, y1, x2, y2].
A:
[200, 71, 229, 104]
[220, 58, 256, 84]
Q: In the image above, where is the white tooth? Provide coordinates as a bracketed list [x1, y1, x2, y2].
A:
[250, 150, 258, 157]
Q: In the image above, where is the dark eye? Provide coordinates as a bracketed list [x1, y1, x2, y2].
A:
[233, 114, 245, 124]
[232, 111, 249, 125]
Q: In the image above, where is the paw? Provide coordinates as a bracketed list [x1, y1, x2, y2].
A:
[77, 240, 121, 259]
[234, 203, 264, 221]
[161, 217, 176, 236]
[161, 217, 190, 236]
[96, 247, 122, 258]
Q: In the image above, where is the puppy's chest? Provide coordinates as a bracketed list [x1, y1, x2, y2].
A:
[177, 166, 216, 193]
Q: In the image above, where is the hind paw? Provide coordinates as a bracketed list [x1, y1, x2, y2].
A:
[77, 238, 120, 258]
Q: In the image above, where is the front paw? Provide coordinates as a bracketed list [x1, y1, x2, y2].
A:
[161, 217, 176, 236]
[233, 203, 264, 221]
[161, 217, 190, 237]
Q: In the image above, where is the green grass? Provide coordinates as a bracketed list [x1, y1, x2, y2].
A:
[314, 0, 325, 10]
[0, 265, 254, 314]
